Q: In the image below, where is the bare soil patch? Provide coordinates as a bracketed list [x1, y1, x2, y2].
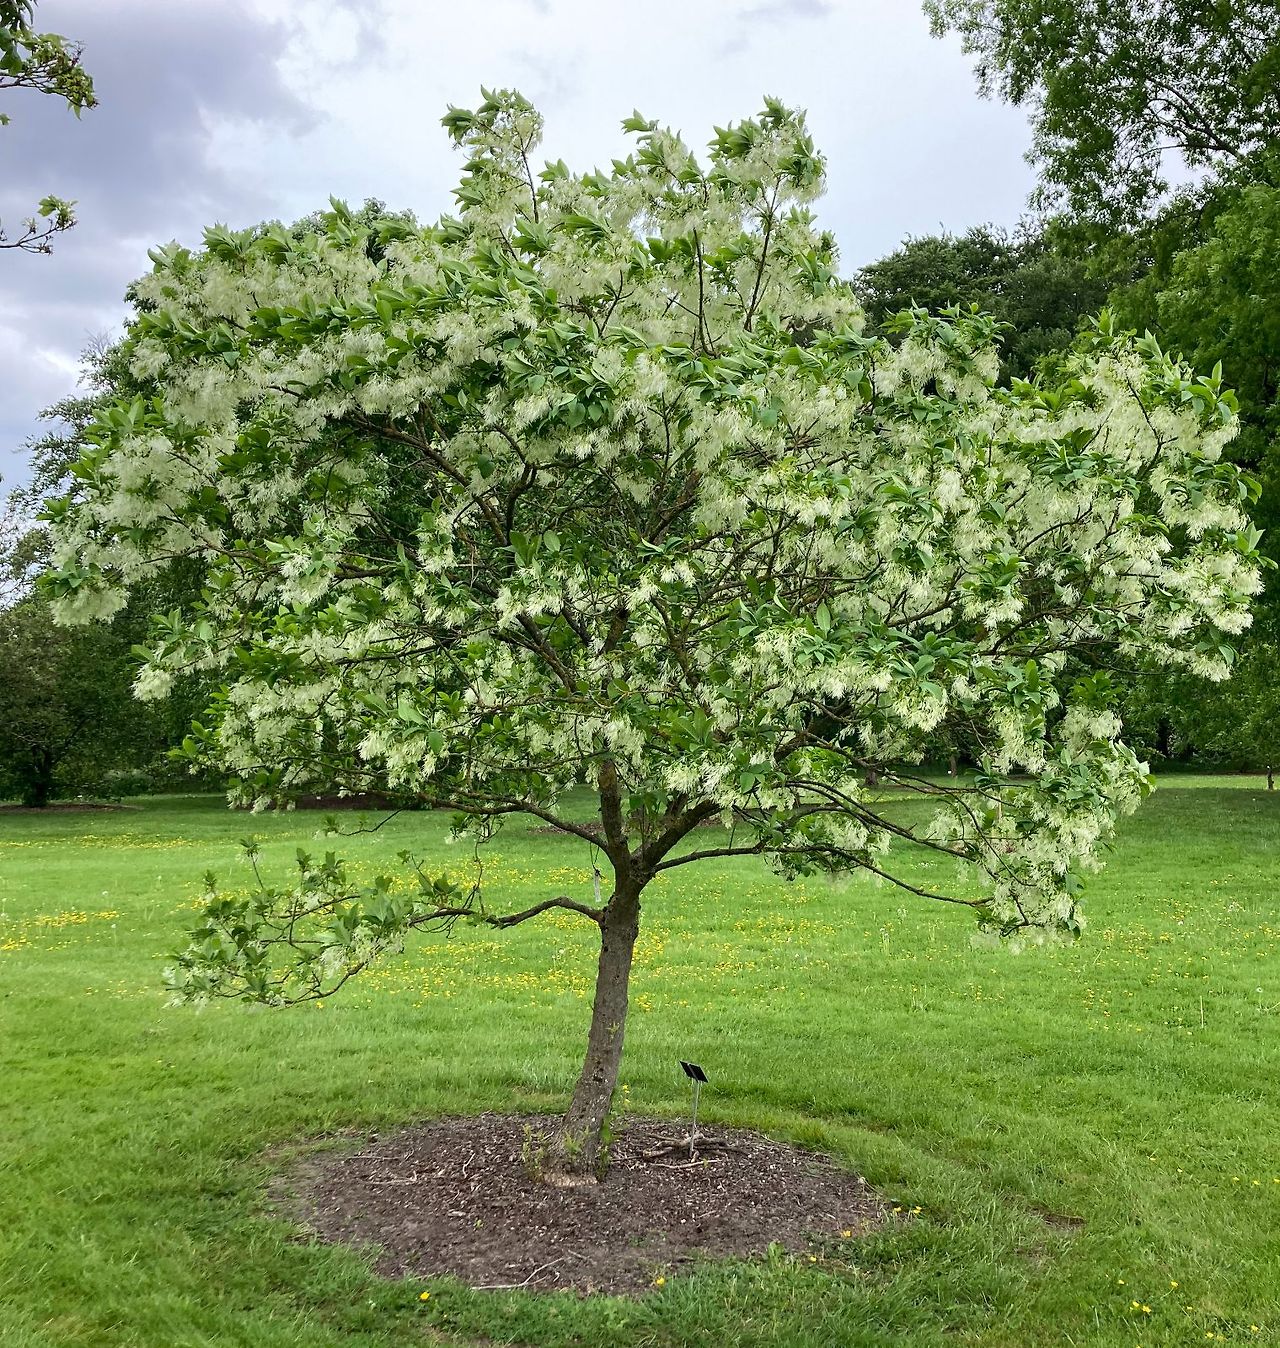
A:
[272, 1114, 887, 1295]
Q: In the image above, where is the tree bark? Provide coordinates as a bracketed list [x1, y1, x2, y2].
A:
[21, 748, 54, 808]
[552, 878, 642, 1182]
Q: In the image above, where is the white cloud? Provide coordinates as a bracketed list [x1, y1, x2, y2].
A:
[240, 0, 1035, 265]
[2, 0, 1034, 492]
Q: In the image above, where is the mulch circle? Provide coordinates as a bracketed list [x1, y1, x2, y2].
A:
[271, 1114, 888, 1295]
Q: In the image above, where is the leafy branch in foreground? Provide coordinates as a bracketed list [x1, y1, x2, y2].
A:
[1, 0, 95, 254]
[0, 192, 76, 253]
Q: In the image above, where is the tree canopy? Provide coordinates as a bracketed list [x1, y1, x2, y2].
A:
[0, 0, 95, 253]
[926, 0, 1280, 224]
[919, 1, 1280, 775]
[854, 223, 1109, 379]
[45, 90, 1263, 1174]
[1147, 183, 1280, 529]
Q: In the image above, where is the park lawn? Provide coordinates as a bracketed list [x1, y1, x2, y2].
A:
[1, 781, 1278, 1348]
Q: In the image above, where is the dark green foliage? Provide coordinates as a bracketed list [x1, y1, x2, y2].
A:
[2, 338, 210, 804]
[0, 598, 147, 805]
[1118, 621, 1280, 772]
[854, 223, 1109, 378]
[1138, 180, 1280, 571]
[851, 190, 1280, 770]
[6, 203, 419, 805]
[926, 0, 1280, 225]
[919, 1, 1280, 772]
[856, 226, 1013, 319]
[1096, 179, 1280, 769]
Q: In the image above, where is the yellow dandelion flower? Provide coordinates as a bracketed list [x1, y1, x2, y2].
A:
[1170, 1281, 1179, 1288]
[840, 1229, 852, 1238]
[653, 1276, 665, 1287]
[419, 1291, 430, 1301]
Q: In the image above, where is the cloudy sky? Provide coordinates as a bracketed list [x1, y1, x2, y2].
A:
[0, 0, 1035, 494]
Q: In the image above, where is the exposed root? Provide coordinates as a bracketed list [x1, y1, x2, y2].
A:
[639, 1131, 742, 1162]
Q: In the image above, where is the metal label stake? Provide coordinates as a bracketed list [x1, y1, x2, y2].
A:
[679, 1060, 708, 1157]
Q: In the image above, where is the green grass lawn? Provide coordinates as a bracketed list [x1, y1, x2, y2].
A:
[2, 780, 1279, 1347]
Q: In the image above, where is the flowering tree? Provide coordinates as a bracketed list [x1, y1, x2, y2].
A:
[46, 91, 1261, 1178]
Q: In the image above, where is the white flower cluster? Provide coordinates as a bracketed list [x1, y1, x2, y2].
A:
[47, 93, 1262, 934]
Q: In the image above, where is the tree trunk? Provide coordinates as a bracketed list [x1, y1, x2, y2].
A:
[551, 879, 642, 1182]
[21, 748, 54, 808]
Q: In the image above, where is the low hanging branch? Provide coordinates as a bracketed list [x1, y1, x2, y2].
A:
[168, 840, 604, 1007]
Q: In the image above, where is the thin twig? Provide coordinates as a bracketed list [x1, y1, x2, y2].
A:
[473, 1252, 573, 1290]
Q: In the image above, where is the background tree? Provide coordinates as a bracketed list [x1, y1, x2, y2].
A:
[0, 332, 210, 803]
[1122, 182, 1280, 554]
[3, 204, 420, 797]
[1109, 180, 1280, 771]
[0, 0, 95, 253]
[925, 0, 1280, 225]
[854, 222, 1109, 379]
[47, 92, 1261, 1178]
[0, 596, 150, 805]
